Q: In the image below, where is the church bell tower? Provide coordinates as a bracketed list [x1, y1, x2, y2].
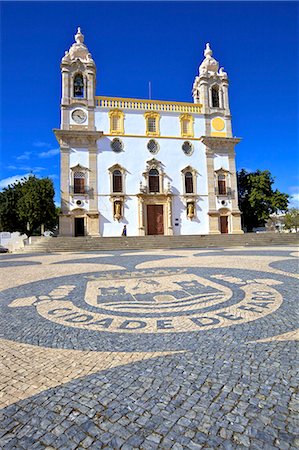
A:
[192, 43, 232, 137]
[192, 43, 243, 235]
[54, 28, 102, 237]
[60, 27, 96, 131]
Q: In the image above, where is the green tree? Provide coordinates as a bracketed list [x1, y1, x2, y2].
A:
[283, 208, 299, 232]
[237, 169, 289, 232]
[0, 176, 57, 235]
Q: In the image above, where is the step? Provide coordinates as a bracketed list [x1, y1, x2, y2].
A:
[18, 233, 299, 253]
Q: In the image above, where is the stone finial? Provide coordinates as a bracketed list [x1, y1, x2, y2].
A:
[219, 67, 228, 77]
[199, 42, 219, 75]
[61, 50, 70, 63]
[204, 43, 213, 58]
[75, 27, 84, 44]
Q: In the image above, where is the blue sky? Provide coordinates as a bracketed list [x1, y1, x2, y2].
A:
[1, 1, 298, 207]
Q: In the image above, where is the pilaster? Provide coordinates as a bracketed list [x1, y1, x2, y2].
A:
[88, 146, 98, 212]
[206, 149, 216, 212]
[231, 212, 244, 234]
[228, 151, 239, 212]
[60, 147, 70, 214]
[59, 215, 72, 236]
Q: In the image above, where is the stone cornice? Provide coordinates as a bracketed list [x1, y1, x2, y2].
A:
[201, 136, 241, 149]
[53, 129, 103, 148]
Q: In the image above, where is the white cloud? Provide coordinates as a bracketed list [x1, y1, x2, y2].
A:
[0, 173, 32, 189]
[38, 148, 60, 158]
[20, 166, 45, 172]
[287, 186, 299, 209]
[7, 164, 45, 172]
[16, 151, 32, 161]
[47, 174, 59, 179]
[33, 141, 51, 148]
[289, 193, 299, 209]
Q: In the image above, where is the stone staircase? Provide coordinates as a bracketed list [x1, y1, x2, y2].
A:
[19, 233, 299, 253]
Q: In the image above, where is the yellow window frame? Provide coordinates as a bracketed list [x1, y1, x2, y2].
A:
[109, 109, 125, 135]
[180, 114, 194, 138]
[144, 112, 160, 137]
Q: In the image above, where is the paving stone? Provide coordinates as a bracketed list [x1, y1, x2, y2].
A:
[0, 247, 298, 449]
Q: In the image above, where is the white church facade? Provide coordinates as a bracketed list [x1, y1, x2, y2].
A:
[54, 28, 243, 237]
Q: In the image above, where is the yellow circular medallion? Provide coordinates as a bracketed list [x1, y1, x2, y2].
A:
[211, 117, 225, 131]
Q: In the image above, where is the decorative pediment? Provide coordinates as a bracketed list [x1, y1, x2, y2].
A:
[71, 208, 86, 214]
[215, 167, 230, 174]
[108, 163, 127, 173]
[145, 158, 163, 171]
[181, 165, 198, 175]
[70, 164, 90, 172]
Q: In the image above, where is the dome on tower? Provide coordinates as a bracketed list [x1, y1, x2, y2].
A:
[61, 27, 95, 65]
[199, 43, 219, 75]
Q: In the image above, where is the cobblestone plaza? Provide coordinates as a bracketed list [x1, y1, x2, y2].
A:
[0, 246, 298, 449]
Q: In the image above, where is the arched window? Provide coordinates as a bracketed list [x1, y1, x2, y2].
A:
[73, 73, 84, 98]
[74, 171, 85, 194]
[113, 170, 123, 193]
[185, 172, 194, 194]
[149, 169, 160, 193]
[211, 85, 219, 108]
[218, 174, 226, 195]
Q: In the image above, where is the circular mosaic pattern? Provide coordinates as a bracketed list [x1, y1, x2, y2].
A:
[1, 264, 296, 352]
[147, 139, 159, 154]
[182, 141, 193, 155]
[111, 138, 124, 153]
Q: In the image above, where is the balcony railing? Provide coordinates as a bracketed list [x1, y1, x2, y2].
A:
[69, 186, 93, 196]
[139, 184, 172, 195]
[95, 96, 202, 113]
[215, 187, 235, 198]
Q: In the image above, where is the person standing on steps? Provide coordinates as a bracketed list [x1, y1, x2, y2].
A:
[121, 225, 127, 236]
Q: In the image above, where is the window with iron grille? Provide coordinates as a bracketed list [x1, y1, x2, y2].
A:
[111, 138, 123, 153]
[147, 118, 156, 133]
[112, 115, 120, 132]
[147, 139, 159, 154]
[113, 170, 123, 193]
[185, 172, 194, 194]
[149, 169, 160, 193]
[182, 120, 190, 135]
[74, 171, 85, 194]
[182, 141, 193, 156]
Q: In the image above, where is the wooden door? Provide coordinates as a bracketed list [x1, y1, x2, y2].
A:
[75, 218, 85, 236]
[147, 205, 164, 235]
[220, 216, 228, 234]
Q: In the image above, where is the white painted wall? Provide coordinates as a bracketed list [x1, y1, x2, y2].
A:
[95, 108, 205, 138]
[66, 109, 235, 236]
[69, 148, 89, 168]
[214, 154, 229, 171]
[94, 107, 210, 236]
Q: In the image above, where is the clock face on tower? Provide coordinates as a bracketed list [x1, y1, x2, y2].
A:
[71, 109, 87, 124]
